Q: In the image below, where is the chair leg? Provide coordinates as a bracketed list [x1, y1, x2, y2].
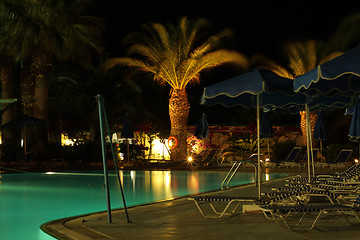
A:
[340, 210, 360, 225]
[209, 200, 241, 216]
[192, 200, 241, 219]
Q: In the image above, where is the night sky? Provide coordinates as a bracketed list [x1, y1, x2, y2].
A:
[96, 2, 357, 57]
[93, 2, 358, 127]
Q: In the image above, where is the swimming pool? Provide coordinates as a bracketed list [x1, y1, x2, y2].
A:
[0, 170, 288, 240]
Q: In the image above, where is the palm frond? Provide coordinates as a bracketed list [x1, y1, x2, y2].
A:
[180, 50, 248, 88]
[106, 17, 248, 89]
[251, 54, 295, 79]
[103, 57, 175, 88]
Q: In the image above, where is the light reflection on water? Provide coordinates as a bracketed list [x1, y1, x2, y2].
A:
[0, 170, 288, 240]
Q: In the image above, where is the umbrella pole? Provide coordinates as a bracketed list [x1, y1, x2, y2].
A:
[309, 126, 315, 178]
[306, 109, 315, 178]
[97, 95, 112, 223]
[100, 98, 131, 223]
[305, 104, 311, 182]
[257, 95, 261, 199]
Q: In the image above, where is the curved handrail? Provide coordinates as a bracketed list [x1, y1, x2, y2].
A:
[220, 160, 258, 190]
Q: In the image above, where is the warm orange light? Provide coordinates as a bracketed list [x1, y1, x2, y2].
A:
[187, 156, 193, 162]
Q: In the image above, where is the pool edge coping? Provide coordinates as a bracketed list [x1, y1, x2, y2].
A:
[41, 174, 295, 239]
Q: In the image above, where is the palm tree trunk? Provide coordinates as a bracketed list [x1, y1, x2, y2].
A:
[0, 58, 15, 149]
[0, 58, 14, 125]
[300, 111, 318, 145]
[21, 59, 35, 117]
[29, 49, 52, 157]
[33, 49, 51, 120]
[169, 89, 189, 162]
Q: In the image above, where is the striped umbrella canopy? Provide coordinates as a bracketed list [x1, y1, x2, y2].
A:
[294, 46, 360, 95]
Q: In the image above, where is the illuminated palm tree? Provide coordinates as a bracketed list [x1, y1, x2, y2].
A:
[327, 11, 360, 52]
[105, 17, 248, 161]
[253, 40, 342, 144]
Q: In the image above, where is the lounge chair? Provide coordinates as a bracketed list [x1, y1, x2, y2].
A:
[290, 162, 360, 184]
[302, 148, 320, 168]
[188, 195, 263, 218]
[188, 187, 330, 219]
[189, 187, 346, 219]
[260, 196, 360, 232]
[280, 147, 302, 168]
[329, 149, 353, 169]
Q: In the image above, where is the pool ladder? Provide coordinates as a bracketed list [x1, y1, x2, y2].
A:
[220, 161, 258, 190]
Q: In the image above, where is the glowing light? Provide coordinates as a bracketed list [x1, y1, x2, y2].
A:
[61, 133, 75, 146]
[130, 170, 135, 180]
[187, 156, 193, 162]
[151, 139, 171, 160]
[355, 159, 359, 163]
[265, 158, 270, 162]
[45, 172, 55, 175]
[265, 173, 270, 181]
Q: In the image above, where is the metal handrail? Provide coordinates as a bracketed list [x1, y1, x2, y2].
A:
[220, 160, 258, 190]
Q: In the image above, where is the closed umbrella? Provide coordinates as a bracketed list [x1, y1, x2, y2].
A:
[313, 111, 326, 155]
[121, 113, 134, 138]
[121, 113, 134, 161]
[194, 113, 209, 139]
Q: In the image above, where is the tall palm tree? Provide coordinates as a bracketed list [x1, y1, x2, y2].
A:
[0, 0, 104, 156]
[252, 40, 342, 145]
[0, 0, 104, 119]
[105, 17, 248, 161]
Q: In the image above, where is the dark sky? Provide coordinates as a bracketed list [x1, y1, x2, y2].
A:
[93, 2, 358, 126]
[95, 2, 357, 59]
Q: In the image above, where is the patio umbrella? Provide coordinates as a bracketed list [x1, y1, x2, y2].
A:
[293, 46, 360, 176]
[260, 111, 274, 161]
[194, 113, 209, 140]
[2, 115, 47, 160]
[294, 46, 360, 95]
[348, 97, 360, 158]
[313, 111, 326, 155]
[2, 114, 47, 129]
[202, 68, 309, 197]
[203, 68, 354, 186]
[121, 113, 134, 161]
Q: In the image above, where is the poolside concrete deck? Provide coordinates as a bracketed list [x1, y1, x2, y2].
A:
[43, 175, 360, 240]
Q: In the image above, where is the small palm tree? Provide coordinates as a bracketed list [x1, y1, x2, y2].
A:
[253, 40, 342, 145]
[105, 17, 248, 161]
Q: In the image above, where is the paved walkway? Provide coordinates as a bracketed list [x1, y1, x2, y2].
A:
[42, 176, 360, 240]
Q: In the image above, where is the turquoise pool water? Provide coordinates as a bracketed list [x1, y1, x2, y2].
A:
[0, 170, 288, 239]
